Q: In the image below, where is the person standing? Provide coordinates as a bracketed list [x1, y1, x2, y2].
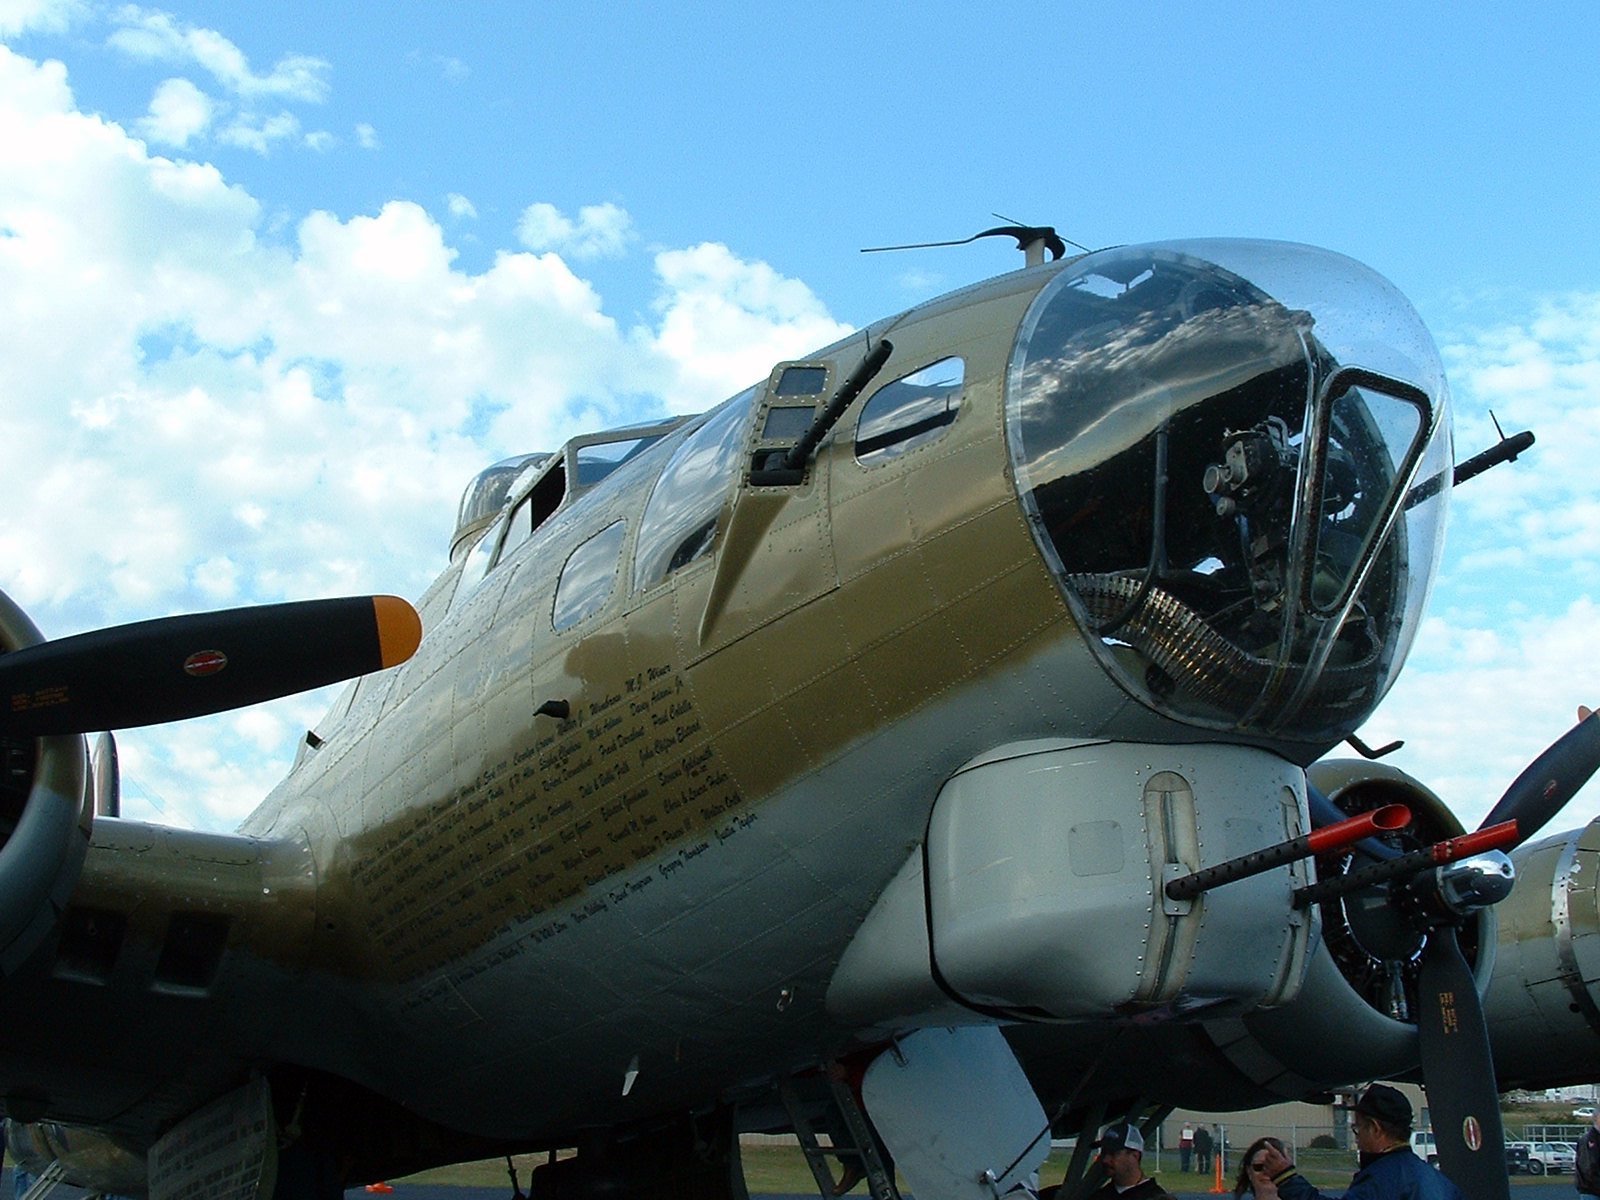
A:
[1195, 1126, 1215, 1175]
[1087, 1122, 1175, 1200]
[1577, 1108, 1600, 1199]
[1232, 1138, 1287, 1199]
[1180, 1124, 1195, 1174]
[1255, 1085, 1462, 1200]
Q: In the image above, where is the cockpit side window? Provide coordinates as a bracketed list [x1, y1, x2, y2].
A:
[452, 515, 504, 608]
[855, 357, 965, 465]
[553, 520, 627, 632]
[576, 437, 661, 488]
[633, 387, 757, 592]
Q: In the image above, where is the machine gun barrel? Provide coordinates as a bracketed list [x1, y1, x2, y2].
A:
[1164, 804, 1411, 901]
[1291, 820, 1519, 907]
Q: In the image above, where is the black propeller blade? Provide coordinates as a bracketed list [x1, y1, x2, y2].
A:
[1406, 710, 1600, 1197]
[0, 596, 422, 737]
[1417, 924, 1509, 1200]
[1477, 709, 1600, 849]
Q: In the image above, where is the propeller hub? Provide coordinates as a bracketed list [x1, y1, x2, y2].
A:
[1431, 850, 1515, 917]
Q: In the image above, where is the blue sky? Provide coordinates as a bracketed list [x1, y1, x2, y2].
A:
[2, 0, 1597, 833]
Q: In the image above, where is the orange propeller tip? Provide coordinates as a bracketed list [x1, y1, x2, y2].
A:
[371, 596, 422, 668]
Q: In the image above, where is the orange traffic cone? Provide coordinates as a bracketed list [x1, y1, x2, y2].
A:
[1209, 1154, 1225, 1194]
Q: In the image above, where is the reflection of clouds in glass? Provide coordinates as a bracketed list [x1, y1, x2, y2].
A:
[634, 387, 756, 590]
[1013, 301, 1304, 494]
[553, 521, 625, 631]
[856, 356, 965, 464]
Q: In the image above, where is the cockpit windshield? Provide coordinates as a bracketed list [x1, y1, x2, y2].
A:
[1006, 240, 1451, 741]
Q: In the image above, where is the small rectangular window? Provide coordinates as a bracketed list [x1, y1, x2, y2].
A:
[761, 405, 813, 442]
[774, 366, 827, 396]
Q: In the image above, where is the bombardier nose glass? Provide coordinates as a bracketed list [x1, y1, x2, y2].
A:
[1006, 240, 1451, 740]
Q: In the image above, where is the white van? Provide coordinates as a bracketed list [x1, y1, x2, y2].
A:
[1410, 1131, 1437, 1164]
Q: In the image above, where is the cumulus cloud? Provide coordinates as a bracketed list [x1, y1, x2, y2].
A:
[1366, 600, 1600, 830]
[516, 201, 634, 260]
[446, 192, 477, 220]
[0, 43, 851, 829]
[646, 242, 852, 407]
[1361, 293, 1600, 830]
[137, 75, 212, 145]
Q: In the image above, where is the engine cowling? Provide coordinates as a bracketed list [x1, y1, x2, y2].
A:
[0, 588, 95, 977]
[1008, 758, 1598, 1119]
[1200, 759, 1494, 1097]
[1481, 814, 1600, 1088]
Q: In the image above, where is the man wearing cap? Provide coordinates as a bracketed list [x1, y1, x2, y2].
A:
[1575, 1107, 1600, 1199]
[1085, 1122, 1175, 1200]
[1255, 1085, 1463, 1200]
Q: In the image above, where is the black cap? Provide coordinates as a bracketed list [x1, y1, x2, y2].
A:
[1355, 1084, 1413, 1131]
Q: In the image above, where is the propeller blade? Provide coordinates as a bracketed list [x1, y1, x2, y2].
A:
[1478, 710, 1600, 846]
[1, 596, 421, 737]
[1417, 924, 1508, 1200]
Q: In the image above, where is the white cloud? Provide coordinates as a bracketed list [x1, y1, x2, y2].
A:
[646, 242, 852, 407]
[1365, 599, 1600, 832]
[1357, 291, 1600, 835]
[218, 108, 300, 154]
[0, 44, 850, 829]
[516, 201, 633, 260]
[354, 121, 377, 150]
[446, 192, 476, 220]
[137, 76, 212, 146]
[107, 6, 330, 103]
[0, 0, 84, 37]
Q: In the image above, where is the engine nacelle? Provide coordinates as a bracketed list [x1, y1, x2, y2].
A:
[1200, 758, 1494, 1098]
[962, 759, 1599, 1119]
[1482, 814, 1600, 1088]
[0, 588, 96, 976]
[829, 740, 1314, 1028]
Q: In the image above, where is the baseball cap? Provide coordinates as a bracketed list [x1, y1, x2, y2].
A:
[1354, 1084, 1413, 1131]
[1096, 1122, 1144, 1153]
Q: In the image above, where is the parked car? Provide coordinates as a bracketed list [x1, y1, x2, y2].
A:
[1574, 1106, 1596, 1118]
[1513, 1141, 1577, 1175]
[1411, 1132, 1533, 1174]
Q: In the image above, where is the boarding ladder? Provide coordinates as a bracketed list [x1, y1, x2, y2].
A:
[779, 1076, 900, 1200]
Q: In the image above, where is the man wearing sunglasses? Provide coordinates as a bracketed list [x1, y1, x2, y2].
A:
[1255, 1085, 1463, 1199]
[1086, 1122, 1175, 1200]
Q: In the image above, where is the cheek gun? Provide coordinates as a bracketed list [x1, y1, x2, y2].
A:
[1163, 803, 1412, 902]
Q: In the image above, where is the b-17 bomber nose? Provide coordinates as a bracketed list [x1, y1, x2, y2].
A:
[1004, 239, 1453, 744]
